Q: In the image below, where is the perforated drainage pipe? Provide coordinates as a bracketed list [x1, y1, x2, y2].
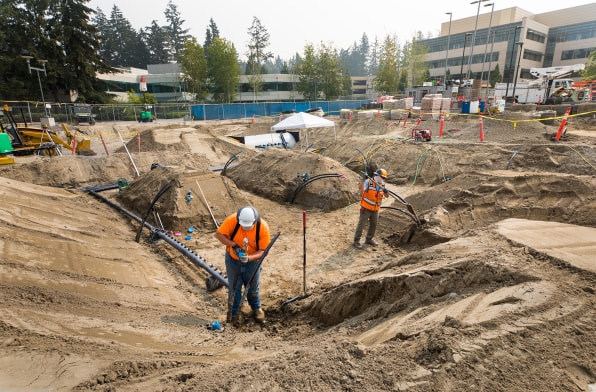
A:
[88, 188, 228, 288]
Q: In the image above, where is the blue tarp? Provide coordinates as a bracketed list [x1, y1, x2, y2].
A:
[190, 101, 367, 121]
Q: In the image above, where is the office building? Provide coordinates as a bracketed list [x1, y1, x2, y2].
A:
[423, 3, 596, 85]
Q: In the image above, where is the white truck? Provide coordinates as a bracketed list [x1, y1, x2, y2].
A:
[494, 64, 590, 104]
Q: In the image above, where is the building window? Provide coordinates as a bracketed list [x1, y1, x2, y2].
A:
[526, 29, 546, 43]
[561, 47, 595, 60]
[523, 50, 543, 62]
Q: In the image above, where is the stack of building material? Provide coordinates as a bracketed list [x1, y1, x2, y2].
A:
[382, 100, 398, 110]
[441, 98, 451, 113]
[357, 110, 375, 119]
[340, 109, 352, 119]
[391, 110, 408, 120]
[395, 97, 414, 110]
[421, 94, 443, 119]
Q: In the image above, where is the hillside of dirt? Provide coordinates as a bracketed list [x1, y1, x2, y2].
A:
[0, 107, 595, 391]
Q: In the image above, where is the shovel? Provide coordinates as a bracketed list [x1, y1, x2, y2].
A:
[284, 211, 309, 306]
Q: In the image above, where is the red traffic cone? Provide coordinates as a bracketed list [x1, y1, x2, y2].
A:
[479, 115, 485, 142]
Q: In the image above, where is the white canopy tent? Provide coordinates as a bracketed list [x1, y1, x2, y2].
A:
[270, 112, 336, 150]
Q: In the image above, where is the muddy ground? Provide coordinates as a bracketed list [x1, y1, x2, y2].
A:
[1, 107, 595, 391]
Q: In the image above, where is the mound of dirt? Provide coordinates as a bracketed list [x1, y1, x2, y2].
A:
[1, 114, 596, 392]
[224, 148, 361, 211]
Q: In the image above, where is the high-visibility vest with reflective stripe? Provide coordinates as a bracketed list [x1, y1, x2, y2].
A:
[360, 179, 384, 212]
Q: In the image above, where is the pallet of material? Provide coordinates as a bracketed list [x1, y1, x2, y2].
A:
[390, 110, 408, 120]
[357, 110, 375, 119]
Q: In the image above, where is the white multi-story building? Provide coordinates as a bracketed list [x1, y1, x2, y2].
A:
[422, 3, 596, 85]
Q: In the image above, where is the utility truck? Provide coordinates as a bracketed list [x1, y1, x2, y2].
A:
[494, 64, 590, 104]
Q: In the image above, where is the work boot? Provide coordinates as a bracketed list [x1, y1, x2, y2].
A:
[252, 308, 265, 324]
[226, 310, 232, 323]
[365, 238, 379, 246]
[231, 314, 242, 328]
[354, 241, 363, 249]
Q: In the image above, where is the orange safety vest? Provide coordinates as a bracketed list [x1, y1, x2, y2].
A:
[360, 179, 385, 212]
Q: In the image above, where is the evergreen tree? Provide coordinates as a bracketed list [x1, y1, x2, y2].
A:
[369, 37, 379, 76]
[489, 63, 502, 87]
[0, 0, 114, 103]
[204, 18, 220, 49]
[146, 20, 170, 64]
[373, 34, 401, 94]
[164, 0, 189, 61]
[339, 33, 369, 77]
[206, 37, 239, 103]
[246, 16, 273, 102]
[50, 0, 115, 101]
[97, 5, 145, 68]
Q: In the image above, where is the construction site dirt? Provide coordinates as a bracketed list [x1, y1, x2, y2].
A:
[0, 109, 595, 391]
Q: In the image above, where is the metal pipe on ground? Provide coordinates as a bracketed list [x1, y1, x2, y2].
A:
[87, 188, 228, 289]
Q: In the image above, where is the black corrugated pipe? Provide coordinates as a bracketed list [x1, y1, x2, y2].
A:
[88, 189, 229, 289]
[289, 173, 347, 204]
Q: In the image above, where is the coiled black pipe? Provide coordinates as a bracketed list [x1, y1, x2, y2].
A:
[289, 173, 347, 204]
[380, 205, 419, 225]
[88, 189, 229, 288]
[385, 189, 421, 226]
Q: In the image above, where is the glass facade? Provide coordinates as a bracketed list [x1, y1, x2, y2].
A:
[544, 20, 596, 66]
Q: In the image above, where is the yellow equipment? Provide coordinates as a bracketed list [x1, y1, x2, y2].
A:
[0, 105, 95, 156]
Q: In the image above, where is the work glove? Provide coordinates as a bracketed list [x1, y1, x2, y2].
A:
[362, 173, 368, 180]
[232, 244, 242, 256]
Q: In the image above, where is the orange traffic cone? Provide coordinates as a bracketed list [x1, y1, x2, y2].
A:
[416, 113, 422, 126]
[554, 106, 571, 141]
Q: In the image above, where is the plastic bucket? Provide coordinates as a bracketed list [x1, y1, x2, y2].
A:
[0, 133, 13, 153]
[461, 101, 471, 114]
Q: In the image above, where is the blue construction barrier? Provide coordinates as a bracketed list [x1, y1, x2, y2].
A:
[190, 101, 368, 121]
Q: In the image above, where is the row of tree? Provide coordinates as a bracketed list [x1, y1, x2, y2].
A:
[2, 0, 594, 104]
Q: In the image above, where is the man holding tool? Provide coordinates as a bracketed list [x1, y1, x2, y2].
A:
[354, 168, 389, 249]
[215, 206, 271, 327]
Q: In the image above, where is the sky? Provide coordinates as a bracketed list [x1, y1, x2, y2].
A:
[87, 0, 596, 61]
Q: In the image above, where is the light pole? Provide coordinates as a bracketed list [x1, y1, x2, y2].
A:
[460, 33, 473, 81]
[511, 42, 524, 101]
[443, 12, 453, 86]
[479, 3, 495, 85]
[22, 56, 49, 118]
[485, 29, 496, 97]
[505, 25, 522, 97]
[468, 0, 489, 80]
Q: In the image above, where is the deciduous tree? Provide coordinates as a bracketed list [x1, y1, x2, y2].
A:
[206, 37, 239, 103]
[582, 50, 596, 80]
[179, 37, 208, 102]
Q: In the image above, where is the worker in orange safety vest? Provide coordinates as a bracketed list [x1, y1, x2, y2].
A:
[353, 168, 388, 249]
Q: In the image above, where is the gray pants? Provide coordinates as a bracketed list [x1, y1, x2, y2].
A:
[354, 207, 379, 242]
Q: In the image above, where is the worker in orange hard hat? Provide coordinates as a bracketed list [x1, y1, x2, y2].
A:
[354, 168, 388, 249]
